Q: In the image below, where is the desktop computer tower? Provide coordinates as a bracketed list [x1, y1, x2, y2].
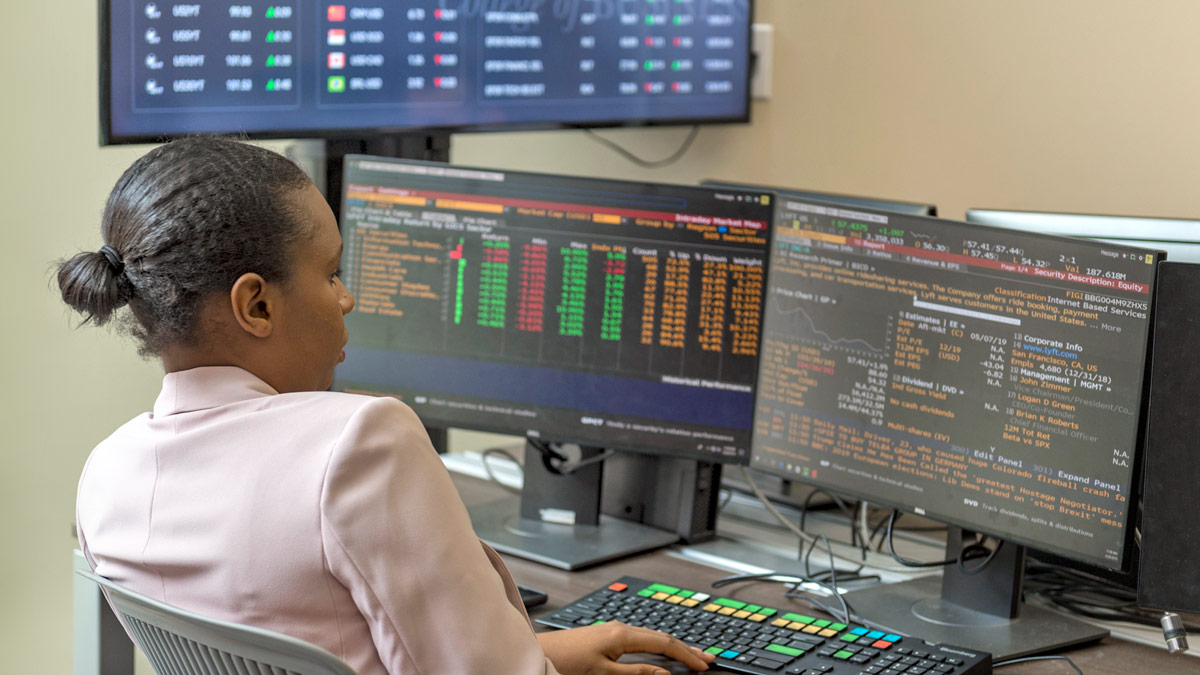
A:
[1139, 261, 1200, 614]
[601, 454, 723, 543]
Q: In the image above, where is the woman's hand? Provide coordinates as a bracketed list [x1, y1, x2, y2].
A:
[536, 622, 716, 675]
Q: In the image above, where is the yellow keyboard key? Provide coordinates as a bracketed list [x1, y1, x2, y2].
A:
[772, 618, 790, 627]
[748, 613, 768, 622]
[703, 603, 722, 612]
[802, 624, 822, 634]
[681, 599, 700, 608]
[666, 595, 684, 604]
[718, 607, 737, 616]
[651, 592, 670, 601]
[732, 610, 751, 619]
[818, 628, 837, 637]
[787, 622, 805, 630]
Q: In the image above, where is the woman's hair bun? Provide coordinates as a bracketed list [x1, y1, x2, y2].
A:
[57, 137, 311, 355]
[57, 249, 131, 326]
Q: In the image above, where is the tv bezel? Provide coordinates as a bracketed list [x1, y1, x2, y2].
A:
[98, 0, 755, 145]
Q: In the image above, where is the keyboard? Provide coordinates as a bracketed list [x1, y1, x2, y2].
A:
[536, 576, 992, 675]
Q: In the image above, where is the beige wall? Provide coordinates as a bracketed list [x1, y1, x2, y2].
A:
[4, 1, 1200, 671]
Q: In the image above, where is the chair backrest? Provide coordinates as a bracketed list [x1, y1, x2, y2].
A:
[75, 569, 357, 675]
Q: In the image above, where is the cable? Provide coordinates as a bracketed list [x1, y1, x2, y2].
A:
[717, 488, 734, 514]
[858, 502, 872, 553]
[885, 511, 958, 567]
[480, 447, 523, 495]
[815, 534, 853, 626]
[528, 438, 615, 475]
[993, 655, 1083, 674]
[580, 125, 701, 168]
[1023, 561, 1200, 632]
[710, 570, 873, 630]
[562, 449, 615, 474]
[737, 466, 918, 573]
[885, 511, 1000, 572]
[802, 536, 878, 585]
[799, 489, 857, 539]
[957, 539, 1004, 576]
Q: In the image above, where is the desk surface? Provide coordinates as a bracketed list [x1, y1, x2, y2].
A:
[450, 472, 1193, 675]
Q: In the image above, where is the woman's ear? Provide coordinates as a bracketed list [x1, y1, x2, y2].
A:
[229, 273, 275, 338]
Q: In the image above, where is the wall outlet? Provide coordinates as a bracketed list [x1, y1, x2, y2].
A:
[752, 23, 774, 100]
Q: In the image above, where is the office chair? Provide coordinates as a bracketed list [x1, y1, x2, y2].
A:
[75, 569, 356, 675]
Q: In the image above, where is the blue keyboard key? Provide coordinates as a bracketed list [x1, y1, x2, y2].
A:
[850, 627, 870, 636]
[884, 634, 903, 642]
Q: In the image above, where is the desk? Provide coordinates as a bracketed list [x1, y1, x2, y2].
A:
[75, 470, 1196, 675]
[452, 472, 1194, 675]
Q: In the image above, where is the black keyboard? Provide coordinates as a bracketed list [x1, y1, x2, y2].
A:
[536, 576, 992, 675]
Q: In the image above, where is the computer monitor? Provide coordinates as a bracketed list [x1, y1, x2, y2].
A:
[704, 180, 937, 217]
[966, 208, 1200, 263]
[334, 155, 774, 568]
[964, 208, 1200, 590]
[100, 0, 754, 143]
[751, 197, 1160, 658]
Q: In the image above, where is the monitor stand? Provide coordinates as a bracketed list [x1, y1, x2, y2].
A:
[467, 441, 680, 570]
[842, 528, 1107, 661]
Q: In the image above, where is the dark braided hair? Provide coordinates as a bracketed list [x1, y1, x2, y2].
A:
[57, 137, 313, 356]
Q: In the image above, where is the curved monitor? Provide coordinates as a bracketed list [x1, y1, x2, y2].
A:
[101, 1, 753, 143]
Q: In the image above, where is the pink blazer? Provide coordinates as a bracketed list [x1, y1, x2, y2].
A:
[77, 366, 558, 675]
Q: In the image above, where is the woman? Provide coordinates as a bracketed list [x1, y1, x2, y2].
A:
[60, 137, 714, 675]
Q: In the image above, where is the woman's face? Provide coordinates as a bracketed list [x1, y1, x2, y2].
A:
[273, 183, 356, 392]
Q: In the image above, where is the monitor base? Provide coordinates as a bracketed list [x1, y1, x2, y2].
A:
[844, 575, 1107, 661]
[469, 497, 679, 571]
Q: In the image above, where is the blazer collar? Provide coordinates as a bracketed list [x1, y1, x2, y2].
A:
[153, 367, 279, 417]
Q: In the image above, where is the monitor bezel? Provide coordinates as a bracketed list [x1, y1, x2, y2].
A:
[704, 179, 938, 217]
[751, 199, 1159, 573]
[98, 0, 755, 145]
[965, 208, 1200, 265]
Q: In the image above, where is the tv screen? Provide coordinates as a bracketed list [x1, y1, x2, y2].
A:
[101, 0, 754, 143]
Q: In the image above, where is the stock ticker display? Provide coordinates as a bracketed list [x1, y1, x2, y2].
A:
[105, 0, 751, 140]
[334, 157, 772, 462]
[751, 199, 1159, 567]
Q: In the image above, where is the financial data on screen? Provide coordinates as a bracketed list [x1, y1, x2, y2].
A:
[751, 199, 1159, 567]
[335, 157, 773, 462]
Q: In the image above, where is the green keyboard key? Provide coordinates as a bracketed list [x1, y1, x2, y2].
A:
[759, 608, 778, 617]
[714, 598, 747, 610]
[765, 644, 805, 657]
[781, 612, 816, 624]
[744, 604, 763, 613]
[829, 622, 848, 632]
[813, 619, 831, 628]
[646, 583, 681, 595]
[637, 589, 655, 598]
[677, 590, 695, 598]
[840, 634, 858, 642]
[833, 650, 854, 659]
[704, 646, 723, 655]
